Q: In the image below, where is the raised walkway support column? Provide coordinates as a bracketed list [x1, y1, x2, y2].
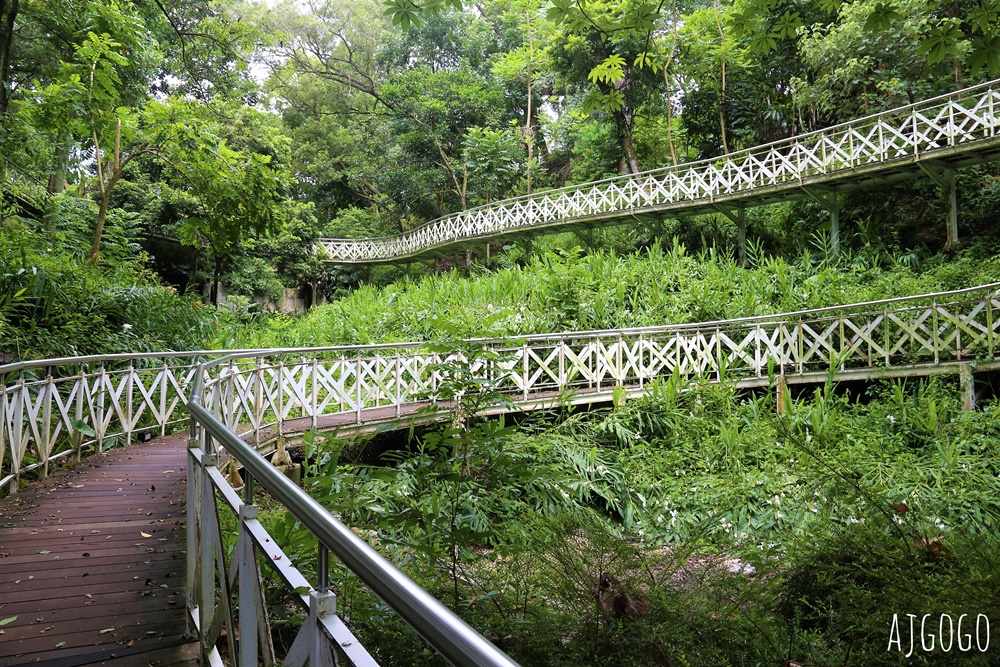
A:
[713, 205, 747, 267]
[802, 187, 839, 255]
[945, 169, 958, 249]
[918, 164, 959, 248]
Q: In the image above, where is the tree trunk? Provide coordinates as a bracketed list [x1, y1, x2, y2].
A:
[91, 188, 112, 262]
[48, 139, 70, 194]
[0, 0, 18, 118]
[211, 254, 222, 307]
[620, 134, 640, 174]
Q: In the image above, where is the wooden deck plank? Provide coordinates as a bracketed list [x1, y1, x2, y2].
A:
[0, 434, 199, 667]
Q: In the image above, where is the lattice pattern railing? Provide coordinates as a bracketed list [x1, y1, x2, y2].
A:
[318, 79, 1000, 262]
[5, 283, 997, 496]
[202, 284, 1000, 443]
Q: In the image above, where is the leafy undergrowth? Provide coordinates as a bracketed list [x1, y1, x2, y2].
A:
[0, 212, 218, 359]
[263, 372, 1000, 666]
[224, 240, 1000, 348]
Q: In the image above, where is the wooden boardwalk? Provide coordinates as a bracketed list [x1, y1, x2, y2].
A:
[0, 435, 199, 667]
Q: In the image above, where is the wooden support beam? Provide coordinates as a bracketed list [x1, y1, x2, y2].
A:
[776, 376, 788, 414]
[713, 205, 747, 267]
[960, 364, 975, 411]
[917, 164, 959, 248]
[802, 187, 840, 255]
[945, 168, 958, 249]
[571, 226, 594, 248]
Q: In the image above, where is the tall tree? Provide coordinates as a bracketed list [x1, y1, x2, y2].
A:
[0, 0, 17, 117]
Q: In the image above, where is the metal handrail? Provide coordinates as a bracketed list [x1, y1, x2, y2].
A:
[187, 357, 521, 667]
[318, 76, 1000, 256]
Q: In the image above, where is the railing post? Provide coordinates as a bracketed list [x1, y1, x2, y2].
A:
[616, 335, 623, 385]
[199, 451, 218, 650]
[988, 292, 995, 357]
[160, 363, 169, 437]
[395, 350, 402, 418]
[73, 364, 85, 463]
[12, 377, 23, 490]
[277, 361, 285, 437]
[338, 356, 345, 413]
[311, 356, 319, 429]
[932, 298, 940, 364]
[948, 100, 956, 146]
[558, 340, 566, 390]
[884, 307, 891, 365]
[990, 86, 996, 137]
[125, 363, 135, 446]
[224, 360, 235, 430]
[96, 365, 106, 452]
[186, 427, 200, 641]
[675, 331, 682, 377]
[41, 375, 52, 477]
[238, 503, 261, 667]
[755, 325, 762, 377]
[356, 354, 363, 424]
[797, 320, 804, 374]
[838, 314, 846, 370]
[639, 335, 646, 387]
[522, 342, 529, 401]
[0, 385, 7, 483]
[848, 123, 855, 166]
[254, 359, 263, 445]
[308, 590, 337, 667]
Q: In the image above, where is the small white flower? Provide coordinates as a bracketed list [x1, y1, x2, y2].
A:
[886, 414, 896, 424]
[122, 323, 132, 331]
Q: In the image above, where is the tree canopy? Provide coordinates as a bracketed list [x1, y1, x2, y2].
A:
[1, 0, 998, 306]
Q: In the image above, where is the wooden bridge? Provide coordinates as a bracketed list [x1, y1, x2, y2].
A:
[318, 78, 1000, 263]
[2, 282, 999, 664]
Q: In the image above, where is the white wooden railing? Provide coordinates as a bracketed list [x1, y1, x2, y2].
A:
[4, 283, 1000, 495]
[318, 78, 1000, 262]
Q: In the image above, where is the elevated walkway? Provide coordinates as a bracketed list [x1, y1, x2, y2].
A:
[0, 435, 197, 666]
[318, 78, 1000, 263]
[3, 283, 999, 664]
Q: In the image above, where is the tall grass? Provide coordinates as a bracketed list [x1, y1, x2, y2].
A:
[226, 240, 1000, 349]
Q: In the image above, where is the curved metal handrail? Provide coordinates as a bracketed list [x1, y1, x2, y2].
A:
[188, 358, 521, 667]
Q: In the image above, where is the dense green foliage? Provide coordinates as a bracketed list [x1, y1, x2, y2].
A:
[3, 1, 1000, 665]
[225, 239, 1000, 348]
[4, 0, 1000, 357]
[266, 370, 1000, 666]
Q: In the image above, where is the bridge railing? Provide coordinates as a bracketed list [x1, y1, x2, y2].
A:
[4, 283, 1000, 496]
[0, 351, 232, 495]
[319, 78, 1000, 262]
[197, 284, 1000, 449]
[185, 356, 522, 667]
